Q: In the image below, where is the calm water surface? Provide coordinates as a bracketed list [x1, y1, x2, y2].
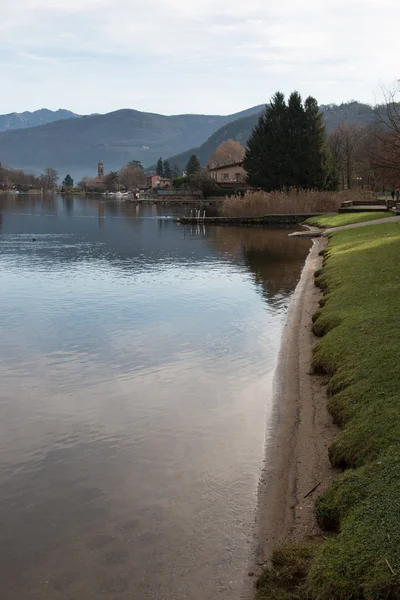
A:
[0, 195, 310, 599]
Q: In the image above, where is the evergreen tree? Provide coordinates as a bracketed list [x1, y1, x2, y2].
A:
[302, 97, 337, 189]
[244, 91, 336, 191]
[172, 164, 181, 178]
[163, 160, 172, 179]
[244, 92, 289, 190]
[185, 154, 201, 175]
[156, 157, 164, 177]
[286, 91, 306, 188]
[62, 174, 74, 187]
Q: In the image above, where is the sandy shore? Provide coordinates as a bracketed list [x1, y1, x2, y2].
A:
[242, 238, 338, 597]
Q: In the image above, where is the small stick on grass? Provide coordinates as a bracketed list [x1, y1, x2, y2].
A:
[385, 558, 396, 576]
[304, 482, 321, 499]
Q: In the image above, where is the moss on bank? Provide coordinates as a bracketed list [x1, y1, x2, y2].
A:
[305, 212, 389, 228]
[256, 222, 400, 599]
[255, 543, 320, 600]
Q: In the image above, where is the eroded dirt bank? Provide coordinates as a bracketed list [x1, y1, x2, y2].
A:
[242, 238, 338, 597]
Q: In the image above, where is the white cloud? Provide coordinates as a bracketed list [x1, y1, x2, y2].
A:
[0, 0, 399, 114]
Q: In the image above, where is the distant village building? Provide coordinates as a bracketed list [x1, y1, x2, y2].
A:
[207, 161, 247, 184]
[146, 174, 172, 189]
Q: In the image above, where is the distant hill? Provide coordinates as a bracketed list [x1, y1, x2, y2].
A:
[319, 101, 375, 131]
[164, 111, 263, 169]
[0, 105, 264, 181]
[165, 101, 378, 169]
[0, 109, 80, 133]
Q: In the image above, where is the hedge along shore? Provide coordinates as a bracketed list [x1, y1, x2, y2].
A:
[242, 238, 338, 598]
[254, 221, 400, 599]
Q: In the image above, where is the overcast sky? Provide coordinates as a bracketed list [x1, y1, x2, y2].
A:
[1, 0, 399, 116]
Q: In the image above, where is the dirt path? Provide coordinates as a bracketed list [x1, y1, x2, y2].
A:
[325, 215, 400, 233]
[242, 239, 338, 597]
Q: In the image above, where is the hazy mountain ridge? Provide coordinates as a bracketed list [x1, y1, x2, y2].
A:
[0, 108, 80, 133]
[0, 105, 264, 180]
[164, 111, 263, 169]
[319, 101, 375, 130]
[0, 101, 380, 179]
[165, 101, 378, 168]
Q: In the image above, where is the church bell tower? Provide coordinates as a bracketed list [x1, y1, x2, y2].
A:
[98, 160, 104, 182]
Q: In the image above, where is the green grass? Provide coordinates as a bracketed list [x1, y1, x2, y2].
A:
[305, 212, 390, 228]
[310, 223, 400, 598]
[256, 222, 400, 599]
[255, 543, 320, 600]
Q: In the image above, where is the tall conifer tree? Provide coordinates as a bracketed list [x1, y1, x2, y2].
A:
[244, 92, 288, 190]
[163, 160, 172, 179]
[244, 91, 337, 191]
[156, 158, 164, 177]
[172, 164, 181, 178]
[286, 91, 306, 188]
[186, 154, 201, 175]
[303, 96, 337, 190]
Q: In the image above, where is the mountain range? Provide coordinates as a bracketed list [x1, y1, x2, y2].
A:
[164, 101, 378, 169]
[0, 101, 377, 181]
[0, 109, 79, 133]
[0, 106, 264, 181]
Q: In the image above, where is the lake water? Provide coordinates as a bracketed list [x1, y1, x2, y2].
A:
[0, 195, 310, 600]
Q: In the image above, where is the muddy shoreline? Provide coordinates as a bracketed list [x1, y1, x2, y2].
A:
[242, 238, 338, 598]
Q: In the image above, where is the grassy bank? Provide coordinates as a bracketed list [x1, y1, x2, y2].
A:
[256, 222, 400, 599]
[255, 543, 320, 600]
[310, 222, 400, 598]
[305, 212, 390, 228]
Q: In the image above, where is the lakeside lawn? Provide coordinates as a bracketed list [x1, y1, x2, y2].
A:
[305, 211, 390, 228]
[256, 222, 400, 599]
[309, 222, 400, 598]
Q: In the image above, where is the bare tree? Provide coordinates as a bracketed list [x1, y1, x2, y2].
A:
[188, 168, 218, 198]
[104, 171, 119, 192]
[40, 167, 58, 190]
[77, 177, 89, 189]
[119, 162, 146, 190]
[78, 177, 105, 192]
[0, 163, 37, 190]
[369, 84, 400, 188]
[208, 140, 246, 168]
[350, 126, 378, 190]
[374, 83, 400, 138]
[328, 124, 366, 189]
